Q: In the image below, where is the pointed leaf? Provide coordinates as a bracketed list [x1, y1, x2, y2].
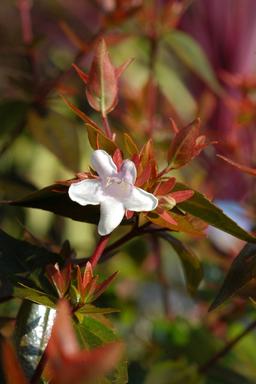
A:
[1, 339, 28, 384]
[14, 284, 57, 308]
[123, 133, 139, 156]
[210, 243, 256, 310]
[86, 123, 117, 154]
[174, 183, 256, 243]
[86, 39, 117, 116]
[76, 304, 119, 315]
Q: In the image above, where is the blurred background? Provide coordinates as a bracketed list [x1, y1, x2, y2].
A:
[0, 1, 256, 383]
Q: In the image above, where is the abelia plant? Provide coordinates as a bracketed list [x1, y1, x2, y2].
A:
[1, 17, 256, 384]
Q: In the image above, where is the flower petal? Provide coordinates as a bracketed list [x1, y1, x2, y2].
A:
[119, 160, 137, 184]
[98, 197, 125, 235]
[91, 150, 117, 179]
[69, 179, 103, 206]
[123, 187, 158, 212]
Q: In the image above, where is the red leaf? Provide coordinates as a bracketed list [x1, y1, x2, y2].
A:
[156, 207, 178, 225]
[86, 39, 118, 116]
[72, 63, 89, 84]
[61, 95, 99, 129]
[112, 148, 123, 170]
[154, 177, 176, 195]
[168, 118, 208, 168]
[124, 133, 139, 156]
[115, 57, 134, 78]
[169, 190, 194, 203]
[93, 271, 118, 300]
[1, 339, 28, 384]
[47, 300, 123, 384]
[136, 163, 152, 187]
[217, 154, 256, 176]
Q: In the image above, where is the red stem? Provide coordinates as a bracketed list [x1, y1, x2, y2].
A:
[102, 114, 113, 139]
[90, 235, 111, 268]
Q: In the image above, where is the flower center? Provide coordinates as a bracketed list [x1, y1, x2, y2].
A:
[104, 176, 132, 199]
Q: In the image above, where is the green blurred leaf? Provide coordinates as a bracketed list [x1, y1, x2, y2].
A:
[145, 360, 204, 384]
[155, 60, 197, 122]
[27, 110, 80, 171]
[159, 233, 203, 294]
[175, 183, 256, 243]
[76, 304, 119, 316]
[210, 243, 256, 311]
[0, 229, 62, 299]
[164, 31, 222, 94]
[75, 315, 128, 384]
[14, 284, 57, 308]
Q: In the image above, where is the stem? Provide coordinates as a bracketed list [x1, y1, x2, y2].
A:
[90, 235, 111, 268]
[199, 318, 256, 374]
[30, 347, 48, 384]
[102, 114, 113, 139]
[77, 225, 168, 267]
[151, 235, 172, 318]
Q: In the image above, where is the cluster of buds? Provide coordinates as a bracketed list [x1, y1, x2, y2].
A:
[46, 261, 117, 307]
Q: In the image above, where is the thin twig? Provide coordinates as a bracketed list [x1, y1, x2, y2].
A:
[90, 234, 111, 268]
[199, 318, 256, 374]
[102, 114, 113, 139]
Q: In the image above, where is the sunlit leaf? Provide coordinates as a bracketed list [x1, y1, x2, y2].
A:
[14, 284, 57, 308]
[175, 183, 256, 243]
[210, 243, 256, 311]
[164, 31, 222, 94]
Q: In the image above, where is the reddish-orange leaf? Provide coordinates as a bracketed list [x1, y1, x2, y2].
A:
[115, 58, 134, 78]
[154, 177, 176, 195]
[72, 63, 89, 84]
[93, 271, 118, 301]
[124, 133, 139, 156]
[169, 190, 194, 203]
[112, 148, 123, 170]
[136, 163, 152, 187]
[156, 207, 178, 225]
[86, 39, 117, 116]
[1, 339, 28, 384]
[168, 118, 208, 168]
[61, 95, 99, 129]
[217, 155, 256, 176]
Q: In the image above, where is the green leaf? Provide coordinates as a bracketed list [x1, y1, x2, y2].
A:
[209, 243, 256, 311]
[155, 60, 197, 122]
[145, 360, 203, 384]
[0, 228, 62, 299]
[174, 183, 256, 243]
[159, 233, 203, 294]
[164, 31, 222, 94]
[76, 304, 119, 316]
[75, 315, 128, 384]
[14, 284, 57, 308]
[27, 110, 80, 171]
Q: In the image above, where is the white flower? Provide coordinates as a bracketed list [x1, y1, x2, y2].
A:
[68, 150, 158, 235]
